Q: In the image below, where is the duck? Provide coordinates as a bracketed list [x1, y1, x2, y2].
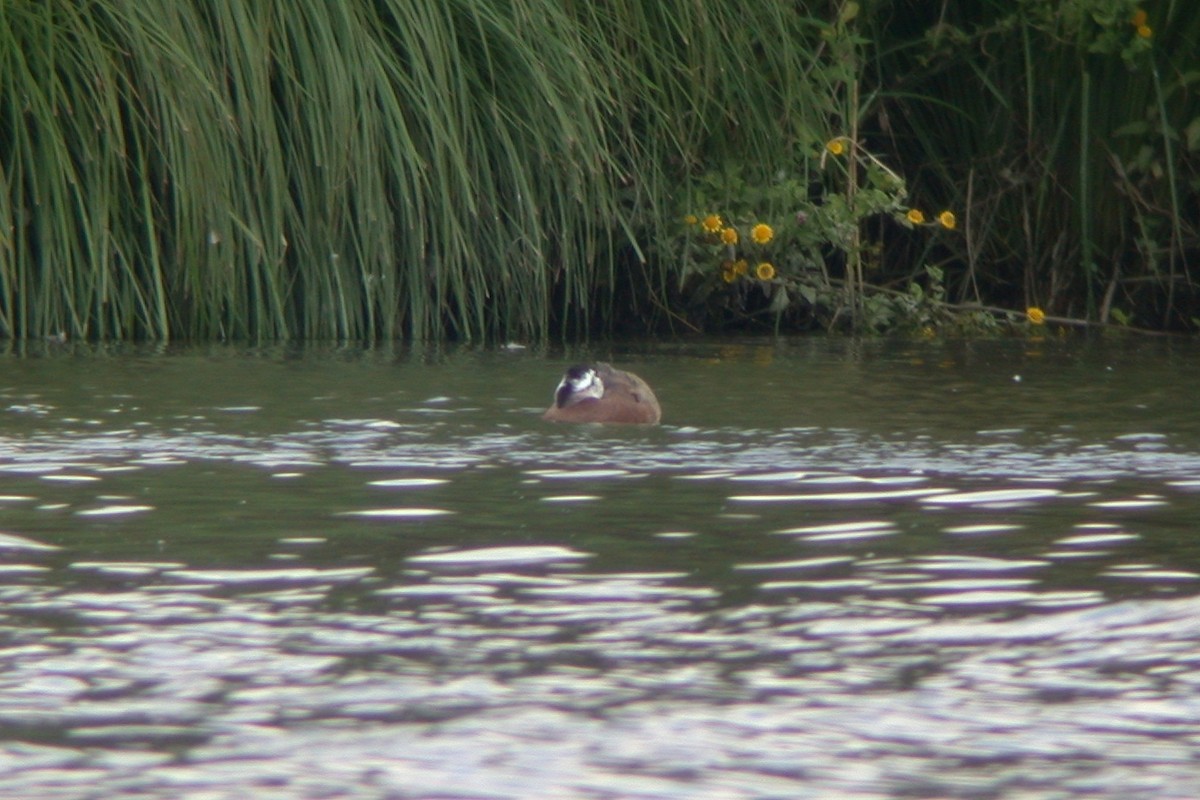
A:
[542, 362, 661, 424]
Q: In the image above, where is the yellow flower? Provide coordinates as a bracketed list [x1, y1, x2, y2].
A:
[938, 210, 956, 230]
[1026, 306, 1046, 325]
[750, 223, 774, 244]
[684, 214, 698, 225]
[1137, 24, 1152, 38]
[721, 227, 739, 245]
[826, 139, 845, 156]
[1131, 9, 1147, 27]
[701, 214, 723, 233]
[732, 259, 749, 276]
[755, 262, 776, 281]
[721, 268, 737, 284]
[906, 209, 926, 225]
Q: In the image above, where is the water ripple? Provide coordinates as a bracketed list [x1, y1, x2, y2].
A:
[0, 569, 1197, 798]
[407, 546, 592, 568]
[2, 345, 1200, 798]
[6, 419, 1200, 483]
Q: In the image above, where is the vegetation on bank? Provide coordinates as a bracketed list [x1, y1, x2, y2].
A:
[0, 0, 1195, 341]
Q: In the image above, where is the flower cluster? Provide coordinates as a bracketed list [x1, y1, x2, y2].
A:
[684, 214, 778, 285]
[823, 138, 957, 233]
[681, 135, 963, 328]
[1131, 8, 1151, 39]
[905, 208, 957, 230]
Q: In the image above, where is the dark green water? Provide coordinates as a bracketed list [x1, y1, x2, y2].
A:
[1, 336, 1200, 798]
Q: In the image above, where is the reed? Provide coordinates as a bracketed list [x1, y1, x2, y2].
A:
[873, 0, 1200, 327]
[6, 0, 1197, 341]
[0, 0, 832, 341]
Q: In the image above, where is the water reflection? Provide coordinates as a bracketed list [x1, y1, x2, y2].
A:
[1, 339, 1200, 798]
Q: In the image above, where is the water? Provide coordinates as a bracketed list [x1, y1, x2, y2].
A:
[2, 337, 1200, 798]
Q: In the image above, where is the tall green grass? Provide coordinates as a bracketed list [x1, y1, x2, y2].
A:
[0, 0, 830, 341]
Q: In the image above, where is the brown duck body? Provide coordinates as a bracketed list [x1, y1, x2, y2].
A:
[542, 362, 661, 424]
